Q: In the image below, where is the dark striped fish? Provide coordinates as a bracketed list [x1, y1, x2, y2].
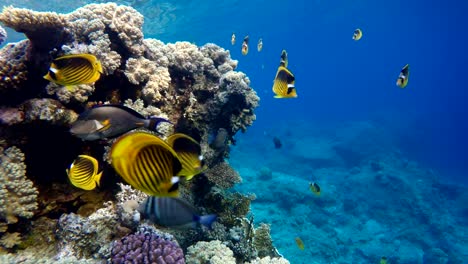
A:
[139, 196, 217, 229]
[110, 132, 182, 197]
[66, 155, 102, 190]
[166, 133, 204, 180]
[44, 53, 103, 90]
[272, 50, 297, 98]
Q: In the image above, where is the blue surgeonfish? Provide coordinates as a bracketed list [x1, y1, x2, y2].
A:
[43, 53, 103, 90]
[139, 196, 217, 228]
[70, 104, 170, 141]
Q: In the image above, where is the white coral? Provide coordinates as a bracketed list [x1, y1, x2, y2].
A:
[186, 240, 236, 264]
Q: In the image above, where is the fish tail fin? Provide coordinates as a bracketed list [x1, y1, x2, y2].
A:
[197, 214, 217, 229]
[95, 171, 103, 187]
[146, 116, 171, 132]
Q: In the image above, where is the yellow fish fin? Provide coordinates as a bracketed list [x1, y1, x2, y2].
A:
[96, 119, 112, 132]
[95, 171, 103, 187]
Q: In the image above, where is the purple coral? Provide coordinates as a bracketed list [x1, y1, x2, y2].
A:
[111, 232, 185, 264]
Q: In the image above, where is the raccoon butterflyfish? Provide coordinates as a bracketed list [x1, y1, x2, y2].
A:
[139, 196, 217, 228]
[110, 132, 183, 197]
[242, 35, 249, 55]
[396, 64, 409, 88]
[166, 133, 204, 180]
[231, 32, 236, 45]
[70, 104, 170, 141]
[380, 256, 388, 264]
[43, 53, 103, 90]
[272, 66, 296, 98]
[309, 182, 321, 196]
[66, 155, 102, 191]
[353, 28, 363, 41]
[295, 237, 305, 250]
[257, 38, 263, 52]
[280, 50, 288, 67]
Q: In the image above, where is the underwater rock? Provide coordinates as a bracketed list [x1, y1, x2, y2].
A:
[253, 223, 281, 258]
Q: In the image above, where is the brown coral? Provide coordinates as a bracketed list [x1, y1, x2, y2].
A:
[0, 40, 31, 97]
[204, 162, 241, 189]
[0, 146, 38, 224]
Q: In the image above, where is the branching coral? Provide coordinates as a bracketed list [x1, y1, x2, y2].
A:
[0, 232, 21, 249]
[0, 146, 38, 225]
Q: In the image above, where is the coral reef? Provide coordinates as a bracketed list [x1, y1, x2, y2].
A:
[253, 224, 281, 258]
[0, 2, 277, 263]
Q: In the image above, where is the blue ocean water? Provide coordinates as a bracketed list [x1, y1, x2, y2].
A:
[1, 0, 467, 263]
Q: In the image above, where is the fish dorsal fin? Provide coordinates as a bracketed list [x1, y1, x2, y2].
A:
[93, 104, 146, 119]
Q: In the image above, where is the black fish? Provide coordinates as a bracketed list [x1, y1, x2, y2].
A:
[211, 128, 229, 151]
[70, 104, 170, 141]
[139, 196, 217, 229]
[273, 136, 282, 149]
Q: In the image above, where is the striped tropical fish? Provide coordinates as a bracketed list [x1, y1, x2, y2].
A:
[110, 132, 182, 197]
[166, 133, 204, 180]
[44, 53, 103, 90]
[66, 155, 102, 190]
